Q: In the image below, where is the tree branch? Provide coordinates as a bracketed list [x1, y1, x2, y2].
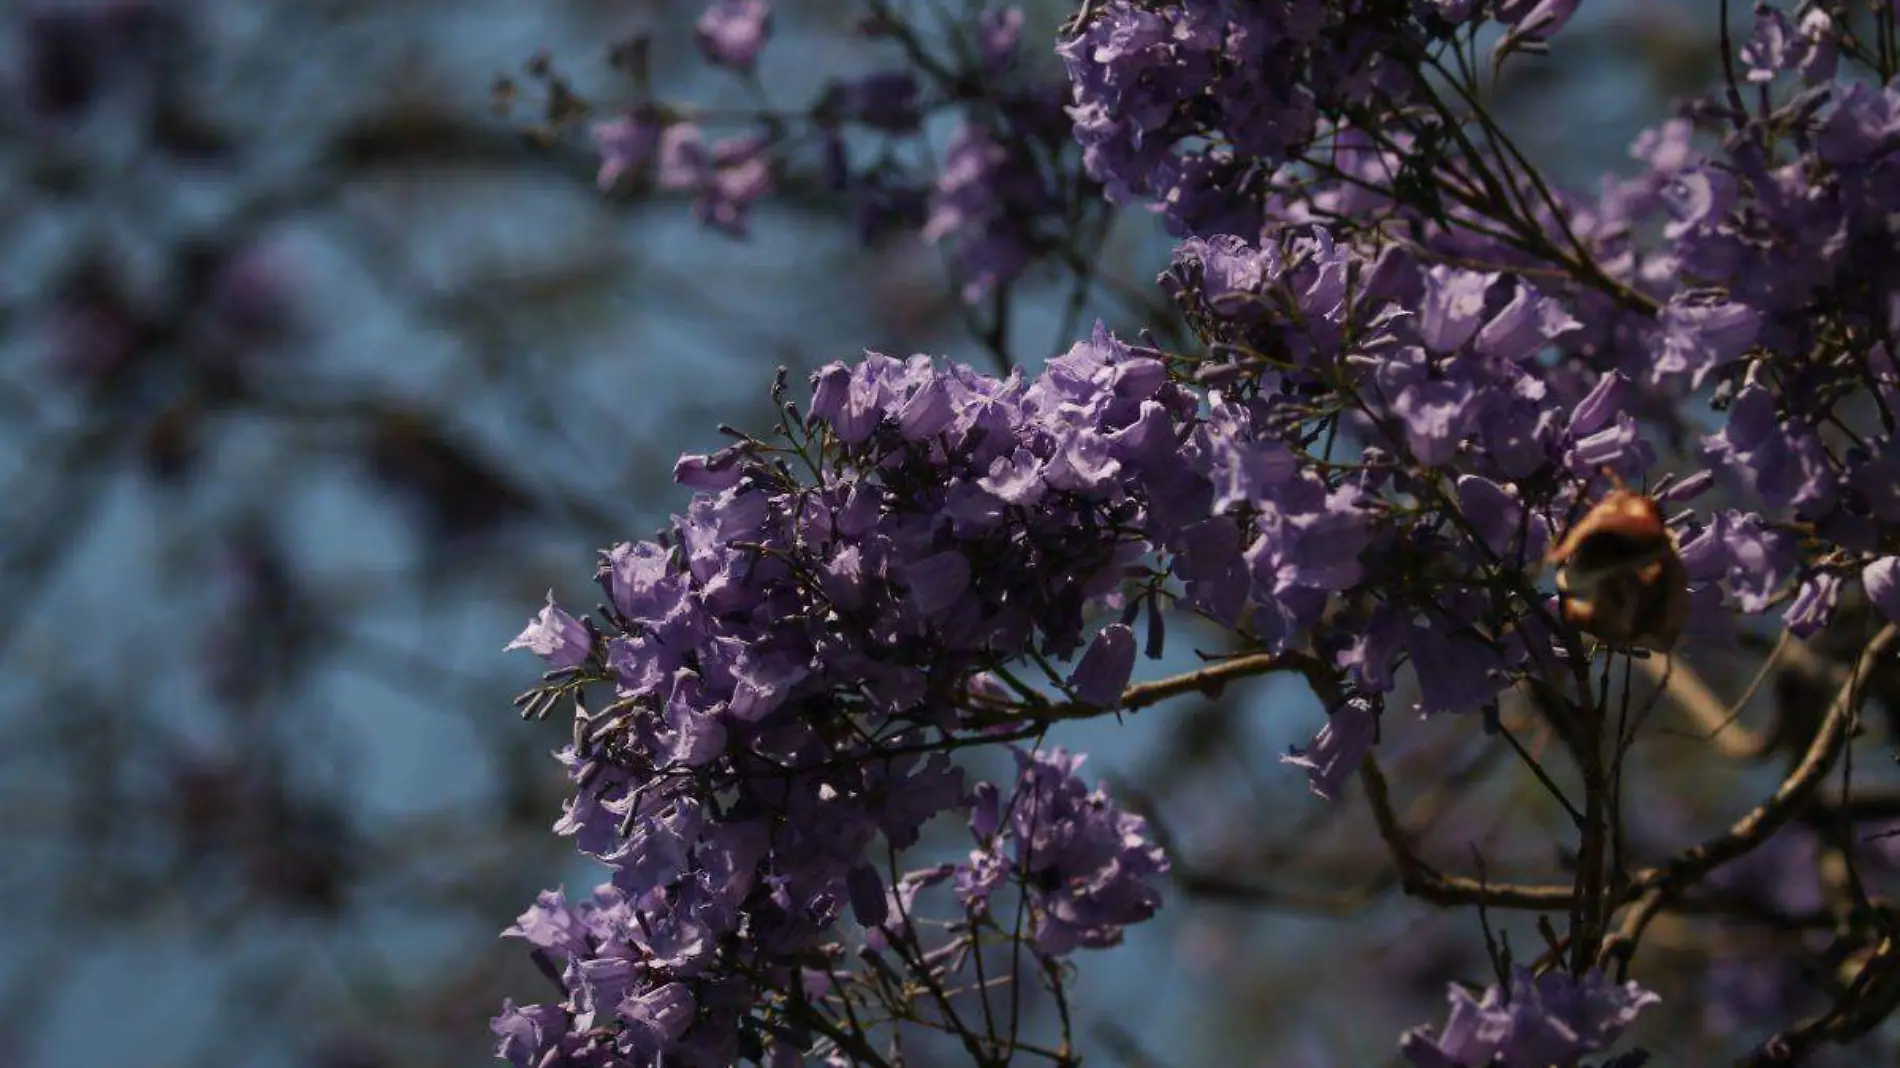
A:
[964, 650, 1336, 729]
[1633, 624, 1897, 896]
[1361, 758, 1579, 911]
[1602, 625, 1900, 971]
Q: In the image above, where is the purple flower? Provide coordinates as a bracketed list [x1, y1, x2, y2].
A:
[1661, 167, 1738, 240]
[592, 111, 662, 189]
[1654, 294, 1760, 389]
[976, 7, 1023, 71]
[1740, 3, 1837, 86]
[490, 1000, 568, 1068]
[1400, 966, 1659, 1068]
[1562, 371, 1654, 480]
[657, 671, 727, 765]
[1496, 0, 1583, 47]
[1429, 0, 1483, 24]
[1281, 485, 1373, 590]
[1376, 346, 1478, 467]
[923, 121, 1053, 303]
[1456, 475, 1547, 562]
[1282, 696, 1377, 800]
[1173, 517, 1250, 626]
[1866, 557, 1900, 623]
[1820, 81, 1900, 165]
[1338, 609, 1407, 693]
[1069, 623, 1137, 708]
[504, 592, 592, 668]
[657, 126, 776, 236]
[1208, 436, 1298, 514]
[1677, 510, 1799, 619]
[1416, 267, 1496, 353]
[503, 888, 592, 957]
[1474, 281, 1581, 363]
[700, 135, 775, 235]
[1057, 0, 1402, 229]
[673, 445, 746, 490]
[720, 641, 810, 721]
[971, 747, 1169, 955]
[1783, 572, 1840, 638]
[1174, 234, 1271, 320]
[658, 124, 707, 190]
[696, 0, 771, 69]
[622, 982, 696, 1049]
[1406, 618, 1506, 717]
[904, 550, 972, 619]
[1701, 384, 1837, 516]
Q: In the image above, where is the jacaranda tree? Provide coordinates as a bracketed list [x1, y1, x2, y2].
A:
[491, 2, 1900, 1064]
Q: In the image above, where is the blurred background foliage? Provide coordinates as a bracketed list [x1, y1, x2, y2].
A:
[3, 1, 1885, 1066]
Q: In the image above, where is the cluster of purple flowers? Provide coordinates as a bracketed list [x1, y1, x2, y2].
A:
[1400, 966, 1659, 1068]
[1164, 224, 1628, 741]
[506, 1, 1900, 1062]
[1152, 2, 1900, 642]
[921, 93, 1072, 303]
[491, 742, 1166, 1067]
[592, 111, 776, 236]
[499, 276, 1645, 1055]
[1538, 5, 1900, 641]
[493, 283, 1666, 1060]
[1055, 0, 1585, 236]
[960, 747, 1169, 955]
[1057, 0, 1391, 233]
[584, 1, 1073, 302]
[495, 339, 1216, 1064]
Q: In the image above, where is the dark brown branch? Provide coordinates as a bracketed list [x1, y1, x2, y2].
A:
[1175, 870, 1397, 915]
[1603, 625, 1900, 971]
[1361, 758, 1579, 911]
[1735, 924, 1900, 1066]
[1632, 625, 1898, 897]
[964, 650, 1336, 729]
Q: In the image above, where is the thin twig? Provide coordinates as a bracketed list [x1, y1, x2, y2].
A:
[1636, 645, 1772, 760]
[964, 650, 1335, 729]
[1361, 758, 1579, 910]
[1603, 625, 1900, 971]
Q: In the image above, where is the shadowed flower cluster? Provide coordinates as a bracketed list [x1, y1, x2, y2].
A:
[499, 2, 1900, 1063]
[578, 2, 1077, 302]
[494, 335, 1209, 1064]
[961, 747, 1169, 955]
[1400, 966, 1659, 1068]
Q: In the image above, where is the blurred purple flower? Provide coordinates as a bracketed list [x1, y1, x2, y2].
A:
[923, 121, 1051, 302]
[822, 71, 921, 133]
[591, 110, 662, 189]
[1496, 0, 1582, 47]
[976, 6, 1023, 70]
[1783, 572, 1840, 638]
[1866, 557, 1900, 623]
[1400, 966, 1658, 1068]
[1406, 619, 1506, 717]
[1654, 294, 1760, 389]
[695, 0, 771, 70]
[658, 125, 776, 236]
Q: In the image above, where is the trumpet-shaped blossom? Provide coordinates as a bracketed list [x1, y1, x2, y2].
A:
[1400, 967, 1658, 1068]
